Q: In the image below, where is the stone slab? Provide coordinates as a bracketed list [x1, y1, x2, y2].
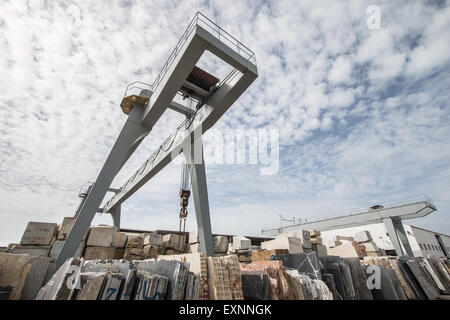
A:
[162, 234, 185, 252]
[327, 241, 364, 258]
[278, 230, 311, 249]
[312, 244, 327, 257]
[271, 252, 321, 280]
[213, 236, 229, 253]
[20, 222, 57, 246]
[344, 257, 373, 300]
[76, 273, 106, 300]
[406, 260, 440, 300]
[251, 249, 289, 262]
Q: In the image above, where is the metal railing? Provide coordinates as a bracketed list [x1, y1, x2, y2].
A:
[150, 11, 256, 97]
[122, 81, 152, 98]
[261, 195, 435, 232]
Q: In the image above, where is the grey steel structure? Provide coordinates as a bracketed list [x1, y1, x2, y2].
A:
[262, 197, 437, 257]
[54, 13, 258, 270]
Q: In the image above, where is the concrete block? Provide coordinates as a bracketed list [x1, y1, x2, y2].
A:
[86, 226, 115, 247]
[20, 222, 57, 246]
[354, 230, 372, 243]
[0, 253, 31, 300]
[261, 237, 303, 254]
[84, 247, 115, 260]
[232, 236, 251, 250]
[144, 233, 163, 246]
[7, 244, 50, 257]
[112, 232, 128, 248]
[20, 256, 52, 300]
[57, 217, 76, 240]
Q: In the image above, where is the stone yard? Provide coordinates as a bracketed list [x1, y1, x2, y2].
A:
[0, 217, 450, 300]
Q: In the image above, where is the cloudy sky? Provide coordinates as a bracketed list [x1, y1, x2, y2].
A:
[1, 0, 449, 245]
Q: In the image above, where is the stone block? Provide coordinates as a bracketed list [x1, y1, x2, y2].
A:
[86, 226, 115, 247]
[20, 256, 52, 300]
[20, 222, 57, 246]
[57, 217, 76, 240]
[7, 244, 50, 257]
[213, 236, 229, 253]
[354, 230, 372, 243]
[115, 248, 124, 259]
[84, 247, 115, 260]
[126, 235, 144, 249]
[232, 236, 251, 250]
[49, 240, 65, 259]
[143, 245, 159, 259]
[144, 233, 163, 246]
[360, 240, 378, 252]
[189, 231, 199, 244]
[327, 241, 364, 258]
[162, 233, 185, 251]
[312, 244, 327, 257]
[261, 237, 303, 254]
[251, 249, 289, 262]
[112, 232, 128, 248]
[309, 229, 321, 237]
[278, 230, 311, 249]
[76, 273, 106, 300]
[0, 253, 31, 300]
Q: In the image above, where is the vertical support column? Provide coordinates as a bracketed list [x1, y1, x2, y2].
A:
[186, 139, 214, 257]
[383, 217, 413, 256]
[55, 104, 150, 270]
[392, 218, 414, 256]
[112, 205, 121, 231]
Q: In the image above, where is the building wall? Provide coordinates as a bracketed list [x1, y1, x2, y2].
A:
[320, 222, 449, 258]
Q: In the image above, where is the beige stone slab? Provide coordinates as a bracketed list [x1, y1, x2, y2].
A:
[86, 226, 115, 247]
[84, 247, 115, 260]
[327, 241, 364, 258]
[143, 245, 159, 259]
[261, 237, 303, 254]
[57, 217, 76, 240]
[20, 222, 57, 246]
[162, 233, 186, 251]
[144, 233, 163, 246]
[251, 249, 290, 262]
[0, 252, 31, 300]
[125, 234, 144, 249]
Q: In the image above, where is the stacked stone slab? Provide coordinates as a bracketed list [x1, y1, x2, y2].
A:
[309, 230, 327, 257]
[271, 252, 322, 280]
[252, 249, 289, 262]
[157, 252, 208, 300]
[240, 260, 290, 300]
[206, 254, 244, 300]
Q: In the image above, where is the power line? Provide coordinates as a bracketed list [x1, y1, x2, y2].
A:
[0, 175, 78, 192]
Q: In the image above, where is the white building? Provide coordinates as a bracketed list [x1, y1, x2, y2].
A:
[321, 222, 450, 258]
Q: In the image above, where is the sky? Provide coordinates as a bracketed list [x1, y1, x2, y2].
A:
[0, 0, 449, 245]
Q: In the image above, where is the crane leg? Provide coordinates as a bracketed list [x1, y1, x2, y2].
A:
[54, 104, 150, 271]
[186, 140, 214, 257]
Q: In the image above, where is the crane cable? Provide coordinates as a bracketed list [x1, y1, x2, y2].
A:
[178, 98, 194, 247]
